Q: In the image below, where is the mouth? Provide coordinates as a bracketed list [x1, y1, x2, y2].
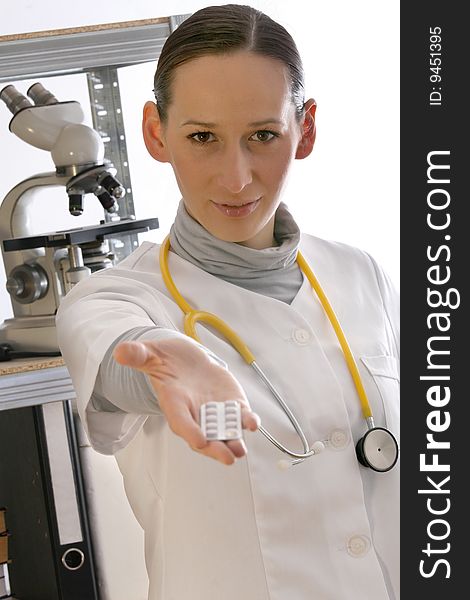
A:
[211, 198, 261, 218]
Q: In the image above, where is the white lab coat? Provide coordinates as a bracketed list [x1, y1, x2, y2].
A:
[56, 232, 400, 600]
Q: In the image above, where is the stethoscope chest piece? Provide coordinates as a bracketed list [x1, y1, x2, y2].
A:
[355, 428, 399, 472]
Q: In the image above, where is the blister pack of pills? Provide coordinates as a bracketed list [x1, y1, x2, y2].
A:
[200, 401, 242, 441]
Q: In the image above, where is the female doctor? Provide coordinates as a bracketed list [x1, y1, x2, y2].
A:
[56, 4, 400, 600]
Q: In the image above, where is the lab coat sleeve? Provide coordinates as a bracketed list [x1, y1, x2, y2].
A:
[56, 274, 176, 454]
[56, 272, 227, 455]
[365, 253, 400, 363]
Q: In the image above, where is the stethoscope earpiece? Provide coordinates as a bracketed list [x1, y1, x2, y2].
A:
[276, 440, 326, 471]
[355, 427, 399, 473]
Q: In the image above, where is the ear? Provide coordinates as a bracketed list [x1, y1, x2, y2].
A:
[142, 101, 170, 163]
[295, 98, 317, 160]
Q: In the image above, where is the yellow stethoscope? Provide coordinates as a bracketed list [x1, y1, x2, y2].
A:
[159, 235, 399, 472]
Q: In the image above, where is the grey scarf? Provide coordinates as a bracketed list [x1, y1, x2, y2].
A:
[169, 200, 303, 304]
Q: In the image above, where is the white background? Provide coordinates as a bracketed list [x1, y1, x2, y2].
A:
[0, 0, 399, 322]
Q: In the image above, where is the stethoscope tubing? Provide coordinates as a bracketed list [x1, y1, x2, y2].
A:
[251, 361, 313, 458]
[159, 236, 399, 469]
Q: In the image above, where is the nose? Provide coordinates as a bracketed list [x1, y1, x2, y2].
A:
[216, 143, 253, 194]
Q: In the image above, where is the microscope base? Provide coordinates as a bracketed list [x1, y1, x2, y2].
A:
[0, 316, 59, 353]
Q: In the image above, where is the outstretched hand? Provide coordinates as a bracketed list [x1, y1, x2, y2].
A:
[113, 337, 260, 465]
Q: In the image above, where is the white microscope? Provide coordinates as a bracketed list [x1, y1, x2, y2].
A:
[0, 82, 158, 355]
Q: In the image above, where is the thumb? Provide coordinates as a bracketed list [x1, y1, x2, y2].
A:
[113, 340, 163, 370]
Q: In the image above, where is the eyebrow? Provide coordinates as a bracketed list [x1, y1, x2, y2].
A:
[180, 118, 284, 128]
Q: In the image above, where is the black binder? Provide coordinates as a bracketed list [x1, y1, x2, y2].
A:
[0, 400, 99, 599]
[1, 507, 11, 599]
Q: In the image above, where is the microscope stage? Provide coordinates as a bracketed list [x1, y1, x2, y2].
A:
[2, 218, 159, 251]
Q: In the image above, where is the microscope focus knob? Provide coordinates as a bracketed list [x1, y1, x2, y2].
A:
[6, 264, 49, 304]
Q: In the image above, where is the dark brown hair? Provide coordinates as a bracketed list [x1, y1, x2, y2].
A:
[153, 4, 305, 122]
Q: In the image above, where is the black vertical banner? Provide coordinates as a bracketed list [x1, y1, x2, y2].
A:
[401, 2, 466, 598]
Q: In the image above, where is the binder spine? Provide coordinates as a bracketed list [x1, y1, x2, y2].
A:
[0, 562, 11, 599]
[36, 401, 99, 599]
[0, 508, 11, 599]
[0, 402, 99, 599]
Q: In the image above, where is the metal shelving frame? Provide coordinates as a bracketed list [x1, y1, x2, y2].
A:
[0, 14, 189, 261]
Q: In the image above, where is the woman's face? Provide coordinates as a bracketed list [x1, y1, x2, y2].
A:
[144, 51, 315, 249]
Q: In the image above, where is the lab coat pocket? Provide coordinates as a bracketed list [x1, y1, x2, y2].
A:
[360, 355, 400, 442]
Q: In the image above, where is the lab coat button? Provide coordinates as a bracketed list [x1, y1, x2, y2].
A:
[292, 328, 311, 344]
[329, 429, 349, 449]
[347, 535, 370, 557]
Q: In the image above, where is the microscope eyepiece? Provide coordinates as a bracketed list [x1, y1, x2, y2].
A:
[0, 84, 33, 115]
[27, 82, 59, 106]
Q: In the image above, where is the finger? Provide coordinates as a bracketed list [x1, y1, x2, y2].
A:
[196, 440, 238, 465]
[225, 438, 247, 458]
[113, 341, 162, 370]
[165, 402, 208, 451]
[241, 406, 261, 432]
[163, 398, 237, 466]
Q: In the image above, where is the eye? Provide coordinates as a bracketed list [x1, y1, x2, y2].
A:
[188, 131, 215, 144]
[249, 130, 279, 143]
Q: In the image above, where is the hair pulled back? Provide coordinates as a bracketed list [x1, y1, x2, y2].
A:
[153, 4, 305, 122]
